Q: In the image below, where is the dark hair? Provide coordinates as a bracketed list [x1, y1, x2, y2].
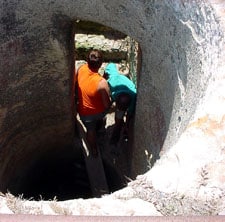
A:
[87, 49, 103, 70]
[103, 72, 108, 80]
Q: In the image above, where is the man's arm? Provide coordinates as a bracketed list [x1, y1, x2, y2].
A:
[98, 79, 111, 110]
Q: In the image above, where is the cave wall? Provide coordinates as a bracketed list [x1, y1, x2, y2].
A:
[0, 0, 224, 191]
[131, 1, 224, 176]
[0, 0, 76, 190]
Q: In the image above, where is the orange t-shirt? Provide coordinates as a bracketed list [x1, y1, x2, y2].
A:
[77, 64, 106, 116]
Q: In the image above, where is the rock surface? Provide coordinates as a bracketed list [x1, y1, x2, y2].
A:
[0, 0, 225, 216]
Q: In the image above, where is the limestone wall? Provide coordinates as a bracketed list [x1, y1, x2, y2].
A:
[0, 0, 225, 212]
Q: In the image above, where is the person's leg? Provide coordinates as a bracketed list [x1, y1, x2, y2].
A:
[81, 119, 98, 157]
[110, 112, 124, 145]
[96, 116, 106, 133]
[110, 93, 131, 145]
[86, 128, 98, 157]
[96, 117, 106, 150]
[81, 113, 107, 157]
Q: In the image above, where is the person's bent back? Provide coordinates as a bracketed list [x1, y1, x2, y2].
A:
[103, 63, 137, 149]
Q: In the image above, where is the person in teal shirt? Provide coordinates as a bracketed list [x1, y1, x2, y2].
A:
[103, 63, 137, 149]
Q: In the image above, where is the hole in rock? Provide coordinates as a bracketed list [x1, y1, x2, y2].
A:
[10, 145, 125, 201]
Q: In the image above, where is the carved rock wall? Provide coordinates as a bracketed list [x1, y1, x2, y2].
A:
[0, 0, 225, 212]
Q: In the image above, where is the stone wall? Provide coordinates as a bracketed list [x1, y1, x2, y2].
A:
[0, 0, 225, 214]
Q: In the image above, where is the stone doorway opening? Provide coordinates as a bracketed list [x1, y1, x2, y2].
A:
[73, 20, 140, 198]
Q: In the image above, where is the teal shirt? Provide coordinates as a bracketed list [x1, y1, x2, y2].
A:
[105, 63, 137, 115]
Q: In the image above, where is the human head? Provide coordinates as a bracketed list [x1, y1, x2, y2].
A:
[103, 63, 119, 79]
[87, 49, 103, 71]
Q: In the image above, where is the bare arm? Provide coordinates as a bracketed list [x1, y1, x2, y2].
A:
[98, 79, 111, 110]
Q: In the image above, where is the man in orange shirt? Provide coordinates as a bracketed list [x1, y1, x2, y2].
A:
[76, 50, 111, 157]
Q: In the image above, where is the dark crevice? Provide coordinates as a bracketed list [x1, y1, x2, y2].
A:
[8, 142, 126, 201]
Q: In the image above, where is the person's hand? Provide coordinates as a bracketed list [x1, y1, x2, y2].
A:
[108, 102, 116, 113]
